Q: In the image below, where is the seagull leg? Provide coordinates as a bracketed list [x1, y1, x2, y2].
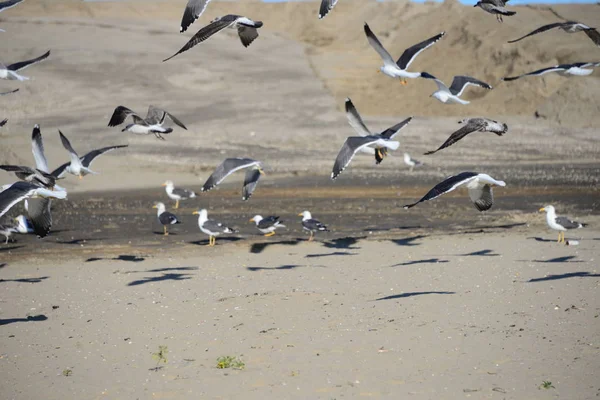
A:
[164, 226, 169, 236]
[79, 175, 83, 180]
[212, 236, 216, 246]
[264, 231, 276, 237]
[175, 200, 179, 209]
[308, 231, 314, 242]
[557, 232, 561, 243]
[400, 78, 407, 85]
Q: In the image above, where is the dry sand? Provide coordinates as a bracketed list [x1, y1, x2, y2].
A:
[0, 0, 599, 398]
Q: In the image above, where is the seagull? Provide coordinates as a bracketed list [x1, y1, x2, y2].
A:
[539, 205, 586, 243]
[0, 165, 57, 188]
[180, 0, 212, 33]
[164, 15, 264, 62]
[13, 215, 33, 234]
[299, 210, 329, 241]
[364, 23, 445, 85]
[345, 98, 412, 164]
[0, 50, 50, 81]
[0, 88, 18, 96]
[403, 172, 506, 211]
[502, 62, 600, 81]
[108, 105, 187, 140]
[153, 202, 180, 236]
[319, 0, 339, 19]
[162, 180, 196, 209]
[249, 215, 285, 236]
[193, 208, 236, 246]
[421, 73, 492, 105]
[474, 0, 515, 22]
[0, 0, 25, 32]
[0, 222, 17, 243]
[0, 181, 67, 219]
[201, 158, 264, 201]
[508, 22, 599, 47]
[424, 118, 508, 155]
[331, 135, 400, 180]
[403, 153, 423, 172]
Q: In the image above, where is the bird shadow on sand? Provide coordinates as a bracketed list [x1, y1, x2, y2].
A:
[127, 273, 193, 286]
[0, 314, 48, 326]
[528, 236, 558, 243]
[249, 239, 301, 254]
[153, 231, 180, 236]
[375, 291, 455, 301]
[528, 272, 600, 282]
[459, 223, 527, 235]
[141, 266, 198, 273]
[460, 249, 500, 257]
[390, 258, 449, 267]
[0, 245, 25, 252]
[321, 237, 365, 250]
[305, 251, 358, 258]
[56, 238, 105, 245]
[246, 264, 325, 272]
[0, 276, 49, 284]
[531, 255, 584, 263]
[364, 225, 423, 232]
[0, 263, 6, 269]
[190, 237, 243, 246]
[86, 255, 147, 263]
[388, 235, 428, 247]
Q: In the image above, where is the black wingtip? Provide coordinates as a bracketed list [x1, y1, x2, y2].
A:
[420, 72, 436, 80]
[423, 150, 436, 156]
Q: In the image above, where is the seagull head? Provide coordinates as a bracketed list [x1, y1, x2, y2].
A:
[249, 215, 263, 223]
[473, 1, 481, 7]
[539, 205, 555, 214]
[162, 180, 174, 188]
[193, 209, 208, 222]
[298, 211, 312, 220]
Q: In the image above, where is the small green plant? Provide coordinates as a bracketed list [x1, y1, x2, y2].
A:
[540, 381, 555, 390]
[152, 345, 168, 370]
[62, 369, 72, 377]
[216, 355, 245, 370]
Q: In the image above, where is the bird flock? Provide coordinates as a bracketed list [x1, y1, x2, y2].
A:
[0, 0, 593, 245]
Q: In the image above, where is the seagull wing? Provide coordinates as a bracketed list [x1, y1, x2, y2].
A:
[171, 187, 195, 198]
[79, 145, 128, 168]
[237, 25, 260, 48]
[421, 73, 450, 92]
[31, 124, 49, 173]
[242, 167, 262, 201]
[0, 181, 66, 218]
[0, 118, 6, 127]
[318, 0, 339, 19]
[424, 119, 486, 155]
[396, 32, 445, 70]
[58, 130, 79, 159]
[332, 136, 393, 180]
[0, 0, 24, 12]
[27, 198, 53, 237]
[584, 29, 600, 47]
[502, 65, 568, 81]
[0, 88, 19, 96]
[303, 218, 328, 232]
[468, 184, 494, 211]
[201, 158, 259, 192]
[345, 98, 371, 136]
[403, 172, 479, 209]
[108, 106, 138, 127]
[364, 23, 396, 67]
[257, 216, 280, 229]
[50, 162, 69, 179]
[147, 106, 188, 130]
[448, 76, 492, 96]
[380, 117, 412, 140]
[507, 22, 569, 43]
[7, 50, 50, 72]
[555, 216, 583, 229]
[163, 15, 238, 62]
[180, 0, 212, 33]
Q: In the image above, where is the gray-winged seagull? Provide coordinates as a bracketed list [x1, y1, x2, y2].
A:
[421, 73, 492, 105]
[424, 118, 508, 155]
[502, 62, 600, 81]
[539, 205, 587, 243]
[0, 50, 50, 81]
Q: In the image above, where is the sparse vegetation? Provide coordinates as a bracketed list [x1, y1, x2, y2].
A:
[151, 345, 168, 370]
[540, 381, 555, 390]
[216, 355, 245, 370]
[62, 369, 72, 377]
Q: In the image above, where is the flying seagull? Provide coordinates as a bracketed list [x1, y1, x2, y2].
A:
[201, 158, 264, 201]
[474, 0, 515, 22]
[345, 98, 412, 164]
[403, 153, 423, 172]
[153, 202, 180, 236]
[193, 208, 236, 246]
[424, 118, 508, 155]
[319, 0, 339, 19]
[0, 88, 18, 96]
[180, 0, 212, 33]
[0, 0, 24, 13]
[364, 23, 444, 84]
[421, 73, 492, 105]
[164, 15, 264, 62]
[502, 62, 600, 81]
[539, 205, 586, 243]
[108, 105, 187, 140]
[249, 215, 285, 236]
[508, 21, 599, 47]
[162, 180, 196, 209]
[0, 50, 50, 81]
[0, 165, 57, 188]
[299, 210, 329, 241]
[403, 172, 506, 211]
[331, 135, 400, 180]
[0, 181, 67, 219]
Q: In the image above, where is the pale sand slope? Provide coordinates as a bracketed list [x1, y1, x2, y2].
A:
[0, 229, 598, 399]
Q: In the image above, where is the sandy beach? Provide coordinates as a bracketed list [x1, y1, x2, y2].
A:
[0, 0, 599, 398]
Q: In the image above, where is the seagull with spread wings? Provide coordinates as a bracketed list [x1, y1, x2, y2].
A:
[474, 0, 515, 22]
[424, 118, 508, 155]
[0, 50, 50, 81]
[508, 21, 599, 47]
[502, 62, 600, 81]
[421, 73, 492, 105]
[201, 158, 264, 201]
[108, 105, 187, 140]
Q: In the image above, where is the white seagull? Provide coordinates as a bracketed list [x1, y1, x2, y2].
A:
[421, 73, 492, 105]
[424, 118, 508, 155]
[193, 209, 236, 246]
[502, 62, 600, 81]
[319, 0, 339, 19]
[299, 210, 329, 241]
[162, 180, 196, 209]
[249, 215, 286, 237]
[180, 0, 212, 33]
[108, 105, 187, 140]
[201, 158, 264, 201]
[0, 50, 50, 81]
[164, 15, 264, 62]
[539, 205, 586, 243]
[364, 23, 445, 84]
[508, 21, 600, 47]
[404, 172, 506, 212]
[403, 153, 423, 172]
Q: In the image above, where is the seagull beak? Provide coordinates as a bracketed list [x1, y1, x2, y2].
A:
[258, 168, 265, 175]
[297, 213, 303, 217]
[161, 183, 167, 187]
[152, 205, 157, 209]
[248, 218, 254, 222]
[539, 207, 545, 212]
[192, 211, 199, 215]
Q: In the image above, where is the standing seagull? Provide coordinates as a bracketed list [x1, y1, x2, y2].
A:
[509, 22, 599, 47]
[108, 105, 187, 140]
[403, 153, 423, 172]
[153, 202, 180, 236]
[318, 0, 339, 19]
[421, 73, 492, 105]
[539, 205, 586, 243]
[180, 0, 212, 33]
[201, 158, 264, 200]
[502, 62, 600, 81]
[164, 15, 264, 62]
[249, 215, 285, 237]
[403, 172, 506, 212]
[0, 50, 50, 81]
[193, 209, 236, 246]
[162, 180, 196, 209]
[299, 210, 329, 241]
[474, 0, 515, 22]
[345, 98, 412, 164]
[364, 23, 445, 85]
[424, 118, 508, 155]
